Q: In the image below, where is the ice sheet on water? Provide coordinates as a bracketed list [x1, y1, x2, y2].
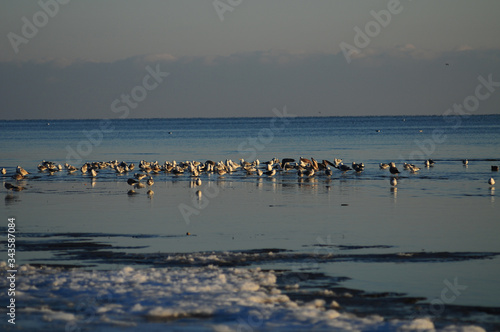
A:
[0, 262, 486, 331]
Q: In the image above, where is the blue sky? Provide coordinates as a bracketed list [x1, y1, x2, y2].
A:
[1, 0, 499, 119]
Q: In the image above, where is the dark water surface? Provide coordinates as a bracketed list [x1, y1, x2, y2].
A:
[1, 115, 499, 330]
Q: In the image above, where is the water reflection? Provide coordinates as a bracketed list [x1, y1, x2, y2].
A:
[5, 194, 21, 206]
[390, 187, 398, 203]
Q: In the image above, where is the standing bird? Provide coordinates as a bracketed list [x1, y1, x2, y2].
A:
[281, 158, 295, 169]
[134, 173, 147, 180]
[353, 162, 364, 173]
[462, 159, 468, 166]
[379, 163, 390, 170]
[389, 162, 400, 175]
[339, 164, 352, 172]
[489, 178, 495, 186]
[424, 159, 435, 167]
[325, 168, 333, 176]
[127, 178, 139, 185]
[409, 165, 420, 173]
[16, 166, 29, 177]
[265, 169, 276, 177]
[1, 168, 6, 175]
[147, 177, 154, 186]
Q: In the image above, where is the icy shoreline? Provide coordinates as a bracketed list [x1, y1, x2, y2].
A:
[0, 262, 491, 332]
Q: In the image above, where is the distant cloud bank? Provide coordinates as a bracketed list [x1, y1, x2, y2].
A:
[1, 48, 499, 119]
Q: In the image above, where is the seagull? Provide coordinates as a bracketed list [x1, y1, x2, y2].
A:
[90, 169, 98, 177]
[323, 160, 336, 168]
[127, 178, 139, 185]
[352, 162, 364, 172]
[1, 168, 6, 175]
[147, 190, 154, 196]
[147, 177, 154, 186]
[67, 165, 78, 173]
[379, 163, 390, 170]
[389, 162, 400, 175]
[339, 164, 352, 172]
[134, 173, 147, 180]
[281, 158, 295, 169]
[195, 178, 202, 186]
[300, 157, 313, 166]
[409, 165, 420, 173]
[4, 183, 24, 191]
[462, 159, 468, 165]
[16, 166, 29, 177]
[265, 169, 276, 177]
[310, 158, 319, 170]
[489, 178, 495, 186]
[424, 159, 435, 167]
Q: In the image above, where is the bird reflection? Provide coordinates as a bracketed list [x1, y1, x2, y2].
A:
[390, 186, 397, 203]
[5, 194, 21, 206]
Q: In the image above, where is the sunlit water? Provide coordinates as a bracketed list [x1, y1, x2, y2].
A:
[1, 115, 499, 331]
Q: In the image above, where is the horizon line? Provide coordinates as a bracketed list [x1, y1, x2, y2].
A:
[1, 113, 498, 122]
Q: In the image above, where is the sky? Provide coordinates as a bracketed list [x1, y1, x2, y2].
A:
[1, 0, 499, 119]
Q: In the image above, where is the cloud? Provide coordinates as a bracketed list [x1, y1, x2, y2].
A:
[140, 53, 177, 63]
[1, 48, 499, 120]
[455, 45, 473, 52]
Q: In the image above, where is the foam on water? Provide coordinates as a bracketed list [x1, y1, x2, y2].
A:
[0, 262, 486, 331]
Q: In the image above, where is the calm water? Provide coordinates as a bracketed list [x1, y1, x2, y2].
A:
[1, 115, 499, 331]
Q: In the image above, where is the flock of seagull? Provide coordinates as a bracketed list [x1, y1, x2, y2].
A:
[1, 157, 497, 194]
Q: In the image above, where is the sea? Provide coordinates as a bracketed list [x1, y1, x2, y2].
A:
[1, 115, 499, 331]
